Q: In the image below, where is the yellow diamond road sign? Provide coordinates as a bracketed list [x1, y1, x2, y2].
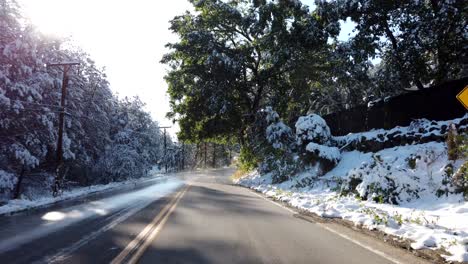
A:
[457, 85, 468, 110]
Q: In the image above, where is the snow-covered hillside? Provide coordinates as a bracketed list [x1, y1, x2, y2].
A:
[236, 113, 468, 262]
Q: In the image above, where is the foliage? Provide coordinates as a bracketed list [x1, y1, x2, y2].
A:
[260, 108, 300, 183]
[453, 161, 468, 200]
[450, 132, 468, 199]
[0, 0, 181, 198]
[164, 0, 467, 157]
[318, 0, 466, 89]
[295, 114, 332, 146]
[447, 124, 459, 160]
[163, 0, 334, 143]
[238, 145, 258, 172]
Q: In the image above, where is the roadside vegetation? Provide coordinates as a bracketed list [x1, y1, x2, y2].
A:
[162, 0, 467, 262]
[236, 112, 468, 262]
[0, 0, 189, 202]
[163, 0, 466, 160]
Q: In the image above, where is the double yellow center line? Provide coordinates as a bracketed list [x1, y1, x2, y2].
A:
[111, 184, 191, 264]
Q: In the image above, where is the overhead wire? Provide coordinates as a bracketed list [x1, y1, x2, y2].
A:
[3, 104, 165, 138]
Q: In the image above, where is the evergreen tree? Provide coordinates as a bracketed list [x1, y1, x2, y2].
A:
[163, 0, 333, 144]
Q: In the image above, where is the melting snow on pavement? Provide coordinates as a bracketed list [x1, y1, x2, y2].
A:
[0, 169, 166, 216]
[0, 178, 183, 254]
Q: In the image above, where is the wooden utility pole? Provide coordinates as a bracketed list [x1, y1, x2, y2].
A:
[181, 143, 185, 170]
[158, 126, 171, 173]
[48, 62, 79, 196]
[164, 129, 167, 172]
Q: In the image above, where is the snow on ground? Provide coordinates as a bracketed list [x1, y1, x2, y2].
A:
[236, 142, 468, 262]
[0, 177, 183, 254]
[334, 114, 468, 145]
[0, 167, 167, 216]
[306, 142, 341, 164]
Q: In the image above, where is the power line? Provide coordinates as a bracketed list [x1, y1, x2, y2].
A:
[6, 107, 63, 114]
[8, 99, 62, 109]
[5, 106, 168, 139]
[0, 128, 54, 140]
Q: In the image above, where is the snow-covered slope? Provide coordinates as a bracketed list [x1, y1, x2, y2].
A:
[237, 119, 468, 262]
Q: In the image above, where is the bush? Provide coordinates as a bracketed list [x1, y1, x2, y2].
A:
[446, 124, 466, 160]
[295, 114, 332, 146]
[305, 143, 341, 165]
[260, 107, 300, 183]
[258, 149, 302, 183]
[452, 133, 468, 199]
[447, 129, 468, 199]
[453, 161, 468, 200]
[295, 113, 340, 174]
[238, 146, 258, 172]
[0, 170, 17, 200]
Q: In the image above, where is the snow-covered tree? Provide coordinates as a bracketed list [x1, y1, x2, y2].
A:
[257, 107, 299, 183]
[163, 0, 333, 146]
[0, 0, 172, 198]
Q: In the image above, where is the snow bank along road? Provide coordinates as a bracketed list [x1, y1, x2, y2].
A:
[0, 168, 430, 264]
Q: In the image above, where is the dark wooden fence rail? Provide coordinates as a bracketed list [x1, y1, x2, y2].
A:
[323, 78, 468, 136]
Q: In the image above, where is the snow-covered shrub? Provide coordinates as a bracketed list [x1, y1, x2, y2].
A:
[259, 154, 300, 183]
[0, 170, 17, 200]
[453, 161, 468, 200]
[265, 107, 294, 151]
[294, 113, 340, 174]
[0, 170, 17, 191]
[450, 133, 468, 200]
[306, 143, 341, 165]
[257, 107, 301, 183]
[339, 142, 454, 204]
[295, 114, 332, 146]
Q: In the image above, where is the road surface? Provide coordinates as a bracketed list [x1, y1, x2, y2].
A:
[0, 168, 429, 264]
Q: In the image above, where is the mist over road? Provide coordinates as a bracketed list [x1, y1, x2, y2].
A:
[0, 168, 427, 264]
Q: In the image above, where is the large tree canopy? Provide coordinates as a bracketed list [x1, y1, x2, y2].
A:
[163, 0, 335, 143]
[163, 0, 466, 147]
[317, 0, 466, 90]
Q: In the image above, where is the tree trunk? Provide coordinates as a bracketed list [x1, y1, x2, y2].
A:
[192, 143, 201, 169]
[414, 79, 424, 90]
[382, 17, 424, 90]
[212, 143, 216, 168]
[204, 142, 207, 168]
[13, 167, 25, 199]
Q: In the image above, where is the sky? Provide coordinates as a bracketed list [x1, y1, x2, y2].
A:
[19, 0, 354, 138]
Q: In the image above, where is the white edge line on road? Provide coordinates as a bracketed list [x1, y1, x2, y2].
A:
[248, 189, 403, 264]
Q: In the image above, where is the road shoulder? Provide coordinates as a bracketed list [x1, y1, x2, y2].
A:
[242, 185, 441, 264]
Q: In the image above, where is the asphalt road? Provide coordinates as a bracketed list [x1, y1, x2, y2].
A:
[0, 168, 429, 264]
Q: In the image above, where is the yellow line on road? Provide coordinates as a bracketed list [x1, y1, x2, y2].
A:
[111, 184, 191, 264]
